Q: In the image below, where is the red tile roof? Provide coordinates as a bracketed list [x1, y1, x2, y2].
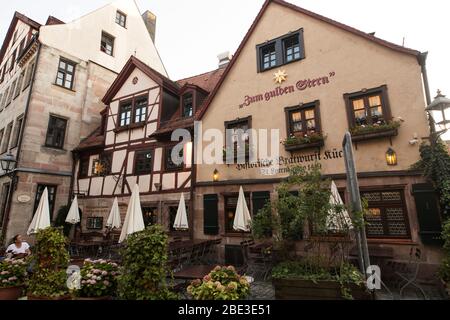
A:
[177, 68, 226, 93]
[74, 126, 104, 152]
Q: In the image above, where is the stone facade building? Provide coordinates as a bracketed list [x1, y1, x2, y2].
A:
[0, 0, 166, 243]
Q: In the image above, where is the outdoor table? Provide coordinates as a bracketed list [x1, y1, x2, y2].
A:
[173, 265, 216, 280]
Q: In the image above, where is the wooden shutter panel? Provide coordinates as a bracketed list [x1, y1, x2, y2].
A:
[203, 194, 219, 235]
[412, 184, 443, 245]
[252, 191, 270, 216]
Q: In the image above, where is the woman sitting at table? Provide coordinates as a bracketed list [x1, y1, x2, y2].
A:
[5, 234, 31, 259]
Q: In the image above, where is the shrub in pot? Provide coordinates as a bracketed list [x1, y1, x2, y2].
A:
[187, 266, 250, 300]
[27, 227, 70, 300]
[73, 259, 119, 300]
[0, 258, 28, 300]
[117, 225, 177, 300]
[252, 164, 369, 300]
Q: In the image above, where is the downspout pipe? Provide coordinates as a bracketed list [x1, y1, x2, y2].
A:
[418, 52, 436, 138]
[1, 41, 42, 243]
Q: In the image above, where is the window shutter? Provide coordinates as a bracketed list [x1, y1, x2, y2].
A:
[412, 184, 443, 246]
[203, 194, 219, 235]
[252, 191, 270, 216]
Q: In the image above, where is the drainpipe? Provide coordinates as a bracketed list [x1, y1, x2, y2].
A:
[1, 41, 42, 243]
[189, 131, 196, 241]
[68, 151, 77, 206]
[418, 52, 436, 140]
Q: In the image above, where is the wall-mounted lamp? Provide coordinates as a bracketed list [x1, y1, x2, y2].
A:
[154, 182, 162, 191]
[213, 169, 219, 182]
[386, 148, 397, 166]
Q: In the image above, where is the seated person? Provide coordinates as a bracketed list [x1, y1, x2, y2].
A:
[6, 234, 31, 259]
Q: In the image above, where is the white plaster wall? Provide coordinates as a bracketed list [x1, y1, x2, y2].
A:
[39, 0, 167, 75]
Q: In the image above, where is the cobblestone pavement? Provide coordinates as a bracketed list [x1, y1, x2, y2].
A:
[249, 281, 276, 300]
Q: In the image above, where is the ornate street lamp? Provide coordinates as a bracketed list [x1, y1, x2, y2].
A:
[426, 90, 450, 141]
[0, 153, 17, 177]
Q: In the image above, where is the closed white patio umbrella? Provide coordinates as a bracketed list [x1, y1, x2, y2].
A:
[65, 196, 80, 225]
[27, 187, 51, 235]
[119, 184, 145, 243]
[106, 197, 121, 230]
[327, 181, 353, 232]
[233, 186, 252, 232]
[173, 193, 189, 231]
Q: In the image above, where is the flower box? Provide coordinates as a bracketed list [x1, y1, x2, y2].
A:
[351, 128, 398, 142]
[0, 286, 23, 300]
[284, 140, 325, 152]
[272, 278, 372, 300]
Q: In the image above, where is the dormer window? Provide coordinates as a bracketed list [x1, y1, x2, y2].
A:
[182, 93, 193, 118]
[115, 11, 127, 28]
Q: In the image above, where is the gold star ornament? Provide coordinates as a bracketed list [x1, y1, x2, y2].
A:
[273, 69, 288, 84]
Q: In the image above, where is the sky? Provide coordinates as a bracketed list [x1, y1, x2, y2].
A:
[1, 1, 449, 122]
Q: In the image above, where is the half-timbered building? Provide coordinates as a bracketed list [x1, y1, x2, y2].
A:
[72, 56, 224, 236]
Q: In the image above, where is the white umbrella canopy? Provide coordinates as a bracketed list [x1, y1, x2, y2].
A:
[106, 197, 121, 230]
[173, 193, 189, 231]
[119, 184, 145, 243]
[27, 187, 51, 235]
[65, 196, 80, 225]
[233, 186, 252, 232]
[327, 181, 353, 232]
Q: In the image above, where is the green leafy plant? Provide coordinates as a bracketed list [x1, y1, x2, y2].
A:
[439, 219, 450, 284]
[76, 259, 119, 298]
[412, 141, 450, 213]
[187, 266, 250, 300]
[117, 225, 177, 300]
[27, 227, 70, 298]
[0, 258, 29, 288]
[282, 132, 325, 146]
[350, 120, 401, 136]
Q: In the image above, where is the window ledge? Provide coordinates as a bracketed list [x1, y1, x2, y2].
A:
[351, 128, 398, 142]
[284, 140, 324, 152]
[41, 145, 68, 154]
[113, 122, 145, 133]
[52, 83, 76, 93]
[221, 232, 251, 238]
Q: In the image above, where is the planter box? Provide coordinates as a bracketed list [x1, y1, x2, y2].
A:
[272, 278, 372, 300]
[351, 128, 398, 142]
[27, 294, 72, 300]
[0, 286, 23, 300]
[284, 140, 324, 152]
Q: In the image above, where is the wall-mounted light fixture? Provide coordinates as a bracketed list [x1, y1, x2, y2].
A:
[386, 148, 397, 166]
[213, 169, 219, 182]
[154, 182, 162, 191]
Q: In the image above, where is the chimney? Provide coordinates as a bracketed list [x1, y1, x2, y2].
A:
[142, 10, 157, 43]
[217, 51, 232, 68]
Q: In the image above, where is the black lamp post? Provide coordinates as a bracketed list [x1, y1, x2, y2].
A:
[425, 90, 450, 144]
[0, 153, 17, 178]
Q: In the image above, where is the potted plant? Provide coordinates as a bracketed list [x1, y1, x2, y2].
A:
[187, 266, 251, 300]
[73, 259, 119, 300]
[0, 258, 28, 300]
[27, 227, 71, 300]
[117, 225, 177, 300]
[252, 164, 370, 300]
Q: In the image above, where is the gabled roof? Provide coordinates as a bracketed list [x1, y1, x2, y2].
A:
[0, 12, 41, 65]
[102, 56, 179, 104]
[197, 0, 422, 119]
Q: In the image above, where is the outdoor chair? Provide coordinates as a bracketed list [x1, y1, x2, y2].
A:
[203, 239, 222, 265]
[389, 247, 427, 299]
[189, 243, 206, 265]
[246, 247, 272, 281]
